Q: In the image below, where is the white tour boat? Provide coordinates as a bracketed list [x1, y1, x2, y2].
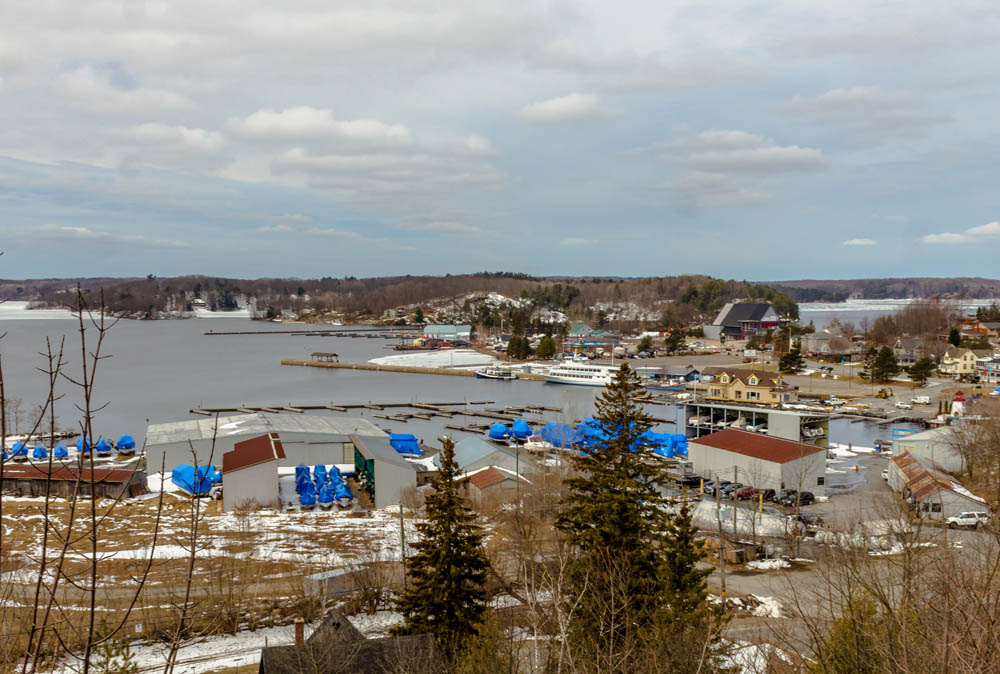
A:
[542, 363, 617, 387]
[475, 365, 517, 380]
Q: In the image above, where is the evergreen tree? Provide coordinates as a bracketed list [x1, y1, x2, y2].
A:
[664, 331, 687, 354]
[414, 306, 424, 324]
[535, 335, 556, 359]
[393, 438, 489, 660]
[779, 339, 805, 373]
[908, 356, 936, 386]
[660, 501, 712, 616]
[948, 327, 961, 347]
[872, 346, 901, 383]
[637, 335, 654, 353]
[557, 364, 670, 659]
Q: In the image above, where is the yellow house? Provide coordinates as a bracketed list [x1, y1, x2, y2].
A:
[940, 348, 991, 379]
[704, 368, 798, 404]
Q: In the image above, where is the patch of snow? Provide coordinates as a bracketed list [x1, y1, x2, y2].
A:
[749, 595, 783, 618]
[746, 558, 790, 571]
[369, 349, 497, 369]
[347, 610, 404, 638]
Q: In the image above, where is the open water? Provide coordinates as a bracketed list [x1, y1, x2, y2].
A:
[0, 302, 908, 451]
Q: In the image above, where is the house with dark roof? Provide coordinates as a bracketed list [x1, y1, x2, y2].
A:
[687, 429, 826, 495]
[704, 303, 780, 341]
[259, 609, 437, 674]
[458, 465, 529, 505]
[700, 367, 798, 404]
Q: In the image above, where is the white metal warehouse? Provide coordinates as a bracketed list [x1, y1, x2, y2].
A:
[145, 413, 387, 472]
[687, 428, 827, 495]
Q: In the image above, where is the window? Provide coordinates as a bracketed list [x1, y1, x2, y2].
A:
[735, 390, 742, 399]
[749, 376, 758, 385]
[720, 375, 729, 383]
[931, 503, 942, 513]
[817, 476, 825, 485]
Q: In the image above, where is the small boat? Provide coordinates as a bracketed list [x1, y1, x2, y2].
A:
[475, 365, 517, 381]
[317, 485, 335, 510]
[95, 438, 113, 458]
[117, 435, 137, 457]
[543, 363, 616, 387]
[11, 442, 28, 463]
[32, 445, 48, 460]
[171, 464, 222, 497]
[487, 423, 511, 443]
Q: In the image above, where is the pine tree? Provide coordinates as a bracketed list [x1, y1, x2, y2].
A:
[664, 331, 686, 354]
[535, 335, 556, 359]
[414, 306, 425, 324]
[557, 364, 671, 657]
[660, 501, 712, 617]
[779, 339, 805, 373]
[948, 327, 961, 347]
[859, 347, 878, 381]
[393, 438, 489, 660]
[908, 356, 936, 386]
[872, 346, 900, 383]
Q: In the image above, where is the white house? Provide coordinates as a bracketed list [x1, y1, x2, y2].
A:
[887, 451, 986, 521]
[687, 429, 826, 495]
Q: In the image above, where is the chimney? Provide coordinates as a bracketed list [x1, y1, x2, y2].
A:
[294, 616, 305, 645]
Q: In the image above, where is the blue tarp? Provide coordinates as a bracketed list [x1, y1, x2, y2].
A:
[117, 434, 136, 450]
[171, 464, 222, 495]
[32, 445, 47, 460]
[540, 422, 578, 448]
[95, 438, 113, 454]
[511, 419, 532, 440]
[334, 482, 352, 502]
[389, 434, 421, 456]
[54, 444, 69, 459]
[314, 464, 328, 483]
[295, 464, 310, 479]
[488, 423, 510, 440]
[12, 442, 27, 456]
[299, 491, 316, 508]
[317, 485, 335, 505]
[77, 438, 91, 453]
[299, 480, 316, 497]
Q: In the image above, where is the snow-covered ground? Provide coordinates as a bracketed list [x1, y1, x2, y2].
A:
[0, 301, 76, 320]
[369, 349, 497, 369]
[192, 307, 251, 319]
[746, 558, 790, 571]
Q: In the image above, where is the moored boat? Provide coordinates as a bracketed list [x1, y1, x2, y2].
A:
[475, 365, 517, 380]
[542, 363, 616, 387]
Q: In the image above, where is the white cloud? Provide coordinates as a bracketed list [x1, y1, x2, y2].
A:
[258, 224, 294, 233]
[23, 224, 191, 250]
[400, 221, 482, 235]
[635, 129, 823, 209]
[229, 107, 412, 149]
[55, 66, 195, 117]
[111, 123, 226, 169]
[519, 93, 613, 124]
[779, 86, 949, 141]
[843, 238, 877, 246]
[921, 221, 1000, 244]
[560, 237, 597, 246]
[303, 227, 366, 241]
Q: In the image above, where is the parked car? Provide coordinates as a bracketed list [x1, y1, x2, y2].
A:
[734, 486, 759, 500]
[895, 401, 913, 410]
[793, 511, 825, 527]
[761, 506, 784, 518]
[704, 480, 731, 497]
[912, 396, 932, 405]
[779, 490, 815, 506]
[773, 489, 795, 504]
[759, 489, 776, 503]
[945, 511, 992, 529]
[675, 475, 703, 489]
[720, 482, 742, 499]
[881, 469, 889, 481]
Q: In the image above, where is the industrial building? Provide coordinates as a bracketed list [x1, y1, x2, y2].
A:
[887, 451, 986, 520]
[894, 426, 965, 474]
[423, 324, 472, 342]
[1, 463, 148, 500]
[435, 436, 540, 476]
[352, 434, 434, 509]
[145, 413, 387, 473]
[687, 429, 826, 495]
[680, 400, 829, 447]
[222, 433, 285, 512]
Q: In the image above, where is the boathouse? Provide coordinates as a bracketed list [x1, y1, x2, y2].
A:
[222, 433, 286, 511]
[687, 429, 826, 495]
[351, 434, 431, 509]
[1, 463, 148, 500]
[146, 413, 387, 474]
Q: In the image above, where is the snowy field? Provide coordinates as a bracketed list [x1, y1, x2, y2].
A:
[369, 349, 498, 369]
[0, 301, 76, 320]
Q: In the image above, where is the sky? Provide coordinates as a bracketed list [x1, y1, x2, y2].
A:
[1, 0, 999, 280]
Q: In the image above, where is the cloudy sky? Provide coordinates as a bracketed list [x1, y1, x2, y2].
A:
[1, 0, 998, 280]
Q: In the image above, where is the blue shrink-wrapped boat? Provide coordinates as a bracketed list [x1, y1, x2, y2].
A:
[117, 434, 137, 456]
[511, 419, 532, 441]
[32, 445, 48, 460]
[488, 423, 511, 441]
[389, 434, 421, 456]
[54, 444, 69, 459]
[77, 438, 92, 454]
[317, 485, 335, 510]
[314, 464, 328, 484]
[12, 442, 28, 462]
[299, 490, 317, 510]
[95, 438, 113, 457]
[334, 481, 353, 506]
[171, 464, 222, 496]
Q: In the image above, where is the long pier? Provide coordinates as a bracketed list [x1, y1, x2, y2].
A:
[205, 328, 420, 337]
[280, 359, 547, 381]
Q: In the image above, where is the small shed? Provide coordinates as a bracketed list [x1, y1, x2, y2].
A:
[887, 451, 986, 520]
[437, 436, 540, 476]
[0, 463, 148, 500]
[459, 466, 529, 505]
[351, 434, 423, 509]
[222, 433, 286, 511]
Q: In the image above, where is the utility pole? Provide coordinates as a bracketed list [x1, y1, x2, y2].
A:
[732, 466, 738, 537]
[716, 498, 726, 599]
[399, 502, 408, 589]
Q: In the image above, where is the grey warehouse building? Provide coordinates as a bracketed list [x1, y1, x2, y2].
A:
[146, 413, 388, 472]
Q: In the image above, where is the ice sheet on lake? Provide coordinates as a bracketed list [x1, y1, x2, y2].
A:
[369, 349, 498, 369]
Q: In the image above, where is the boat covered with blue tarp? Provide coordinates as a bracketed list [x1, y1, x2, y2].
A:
[511, 419, 532, 440]
[389, 434, 421, 456]
[171, 464, 222, 496]
[32, 445, 48, 460]
[54, 444, 69, 459]
[488, 423, 511, 440]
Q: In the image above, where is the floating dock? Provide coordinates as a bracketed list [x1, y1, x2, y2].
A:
[280, 359, 547, 380]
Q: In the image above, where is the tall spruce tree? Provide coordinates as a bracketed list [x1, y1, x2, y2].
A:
[393, 438, 489, 660]
[557, 364, 671, 660]
[779, 339, 805, 373]
[660, 501, 712, 617]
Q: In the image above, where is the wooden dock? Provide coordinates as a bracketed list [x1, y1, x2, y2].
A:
[281, 359, 546, 380]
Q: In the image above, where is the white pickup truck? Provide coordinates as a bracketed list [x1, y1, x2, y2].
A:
[912, 396, 932, 405]
[895, 401, 913, 410]
[945, 511, 992, 529]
